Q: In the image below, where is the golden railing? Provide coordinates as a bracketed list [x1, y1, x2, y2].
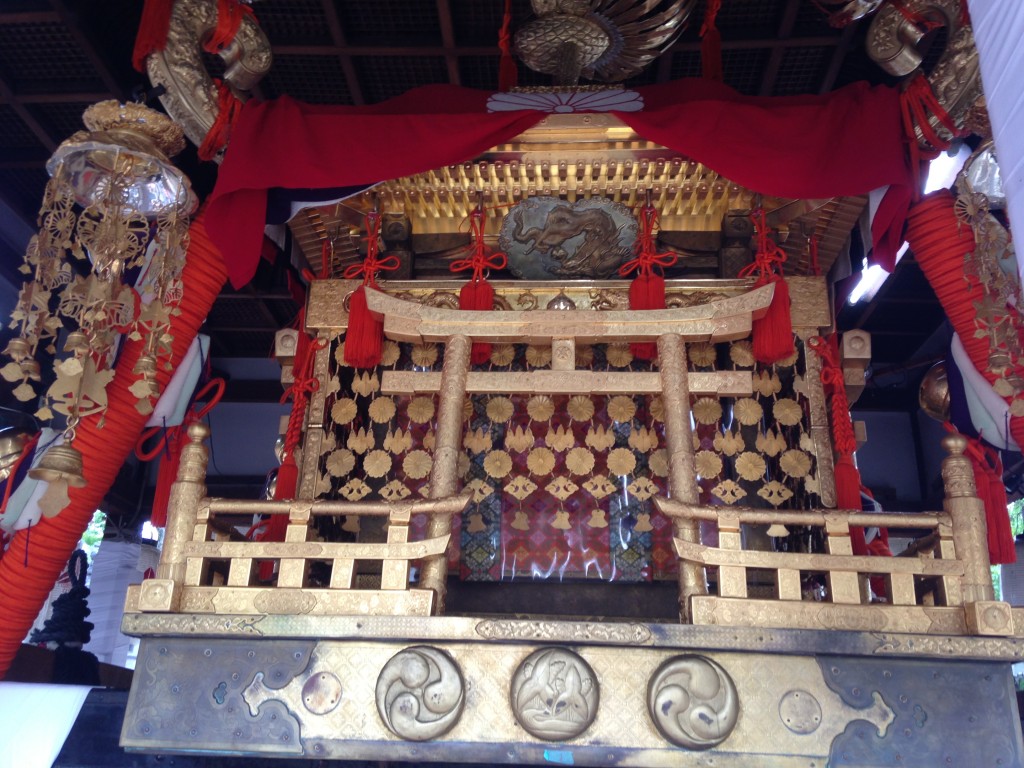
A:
[653, 433, 1015, 636]
[126, 423, 471, 618]
[126, 280, 1017, 638]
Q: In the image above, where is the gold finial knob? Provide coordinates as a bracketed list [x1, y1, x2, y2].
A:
[187, 422, 210, 443]
[941, 433, 967, 456]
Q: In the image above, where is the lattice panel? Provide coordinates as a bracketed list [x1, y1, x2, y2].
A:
[669, 50, 703, 80]
[772, 46, 832, 96]
[722, 47, 773, 96]
[28, 102, 94, 143]
[316, 329, 823, 584]
[256, 0, 333, 46]
[335, 0, 443, 46]
[261, 54, 352, 105]
[458, 56, 501, 91]
[353, 55, 449, 104]
[450, 0, 534, 47]
[714, 0, 783, 33]
[0, 23, 104, 94]
[0, 104, 42, 149]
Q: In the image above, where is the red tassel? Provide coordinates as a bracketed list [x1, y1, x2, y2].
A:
[460, 280, 494, 365]
[255, 457, 295, 581]
[752, 273, 794, 364]
[619, 204, 676, 360]
[498, 0, 518, 91]
[344, 286, 383, 369]
[700, 0, 723, 81]
[743, 209, 794, 365]
[628, 272, 664, 360]
[971, 448, 1015, 565]
[132, 0, 175, 72]
[451, 207, 507, 366]
[197, 79, 242, 162]
[834, 456, 867, 555]
[701, 26, 723, 81]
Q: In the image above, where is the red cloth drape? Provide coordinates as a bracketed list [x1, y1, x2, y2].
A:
[207, 79, 913, 288]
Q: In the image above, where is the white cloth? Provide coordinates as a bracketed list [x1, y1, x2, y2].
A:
[951, 333, 1019, 451]
[969, 1, 1024, 289]
[0, 429, 61, 534]
[145, 334, 209, 428]
[0, 683, 92, 768]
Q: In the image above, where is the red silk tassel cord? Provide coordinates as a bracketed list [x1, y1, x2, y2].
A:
[906, 189, 1024, 450]
[900, 74, 962, 200]
[618, 204, 677, 360]
[739, 208, 794, 365]
[250, 321, 326, 580]
[450, 208, 508, 365]
[946, 425, 1015, 565]
[134, 378, 226, 528]
[808, 335, 868, 556]
[700, 0, 723, 81]
[498, 0, 518, 91]
[0, 213, 227, 679]
[342, 211, 400, 369]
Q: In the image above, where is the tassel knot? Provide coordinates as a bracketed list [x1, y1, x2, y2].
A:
[741, 208, 794, 364]
[451, 208, 507, 364]
[619, 204, 677, 360]
[342, 212, 400, 369]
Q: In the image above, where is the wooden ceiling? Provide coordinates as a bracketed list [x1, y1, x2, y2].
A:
[0, 0, 939, 383]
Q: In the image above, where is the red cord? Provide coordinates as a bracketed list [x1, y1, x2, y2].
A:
[341, 211, 400, 287]
[0, 212, 227, 678]
[450, 208, 507, 282]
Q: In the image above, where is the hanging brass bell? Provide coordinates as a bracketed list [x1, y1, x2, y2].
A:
[29, 443, 88, 488]
[20, 359, 41, 380]
[64, 330, 89, 354]
[134, 354, 157, 376]
[3, 337, 30, 361]
[766, 523, 790, 538]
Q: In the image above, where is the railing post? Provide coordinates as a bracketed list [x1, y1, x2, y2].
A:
[941, 434, 995, 603]
[421, 333, 471, 612]
[139, 423, 209, 612]
[657, 332, 707, 622]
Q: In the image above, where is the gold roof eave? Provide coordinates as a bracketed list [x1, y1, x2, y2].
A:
[289, 112, 867, 280]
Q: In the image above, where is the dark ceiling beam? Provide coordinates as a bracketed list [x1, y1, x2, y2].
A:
[6, 92, 113, 105]
[0, 11, 60, 23]
[668, 35, 842, 53]
[47, 0, 127, 100]
[274, 44, 500, 57]
[319, 0, 364, 106]
[759, 0, 801, 96]
[436, 0, 461, 86]
[0, 74, 57, 152]
[819, 22, 858, 93]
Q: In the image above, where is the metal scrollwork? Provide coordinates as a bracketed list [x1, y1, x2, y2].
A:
[867, 0, 982, 148]
[374, 646, 465, 741]
[145, 0, 272, 162]
[647, 655, 739, 750]
[510, 647, 599, 741]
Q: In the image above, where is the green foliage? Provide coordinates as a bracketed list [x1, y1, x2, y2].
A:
[1009, 499, 1024, 538]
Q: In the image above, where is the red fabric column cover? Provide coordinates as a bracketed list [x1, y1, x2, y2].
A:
[207, 79, 913, 288]
[0, 215, 227, 679]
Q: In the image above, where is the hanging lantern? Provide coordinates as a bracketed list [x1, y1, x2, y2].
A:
[3, 100, 197, 517]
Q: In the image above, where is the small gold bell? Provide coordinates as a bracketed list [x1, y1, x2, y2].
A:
[64, 330, 89, 354]
[767, 523, 790, 538]
[3, 337, 30, 361]
[134, 354, 157, 376]
[20, 359, 41, 380]
[29, 443, 88, 488]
